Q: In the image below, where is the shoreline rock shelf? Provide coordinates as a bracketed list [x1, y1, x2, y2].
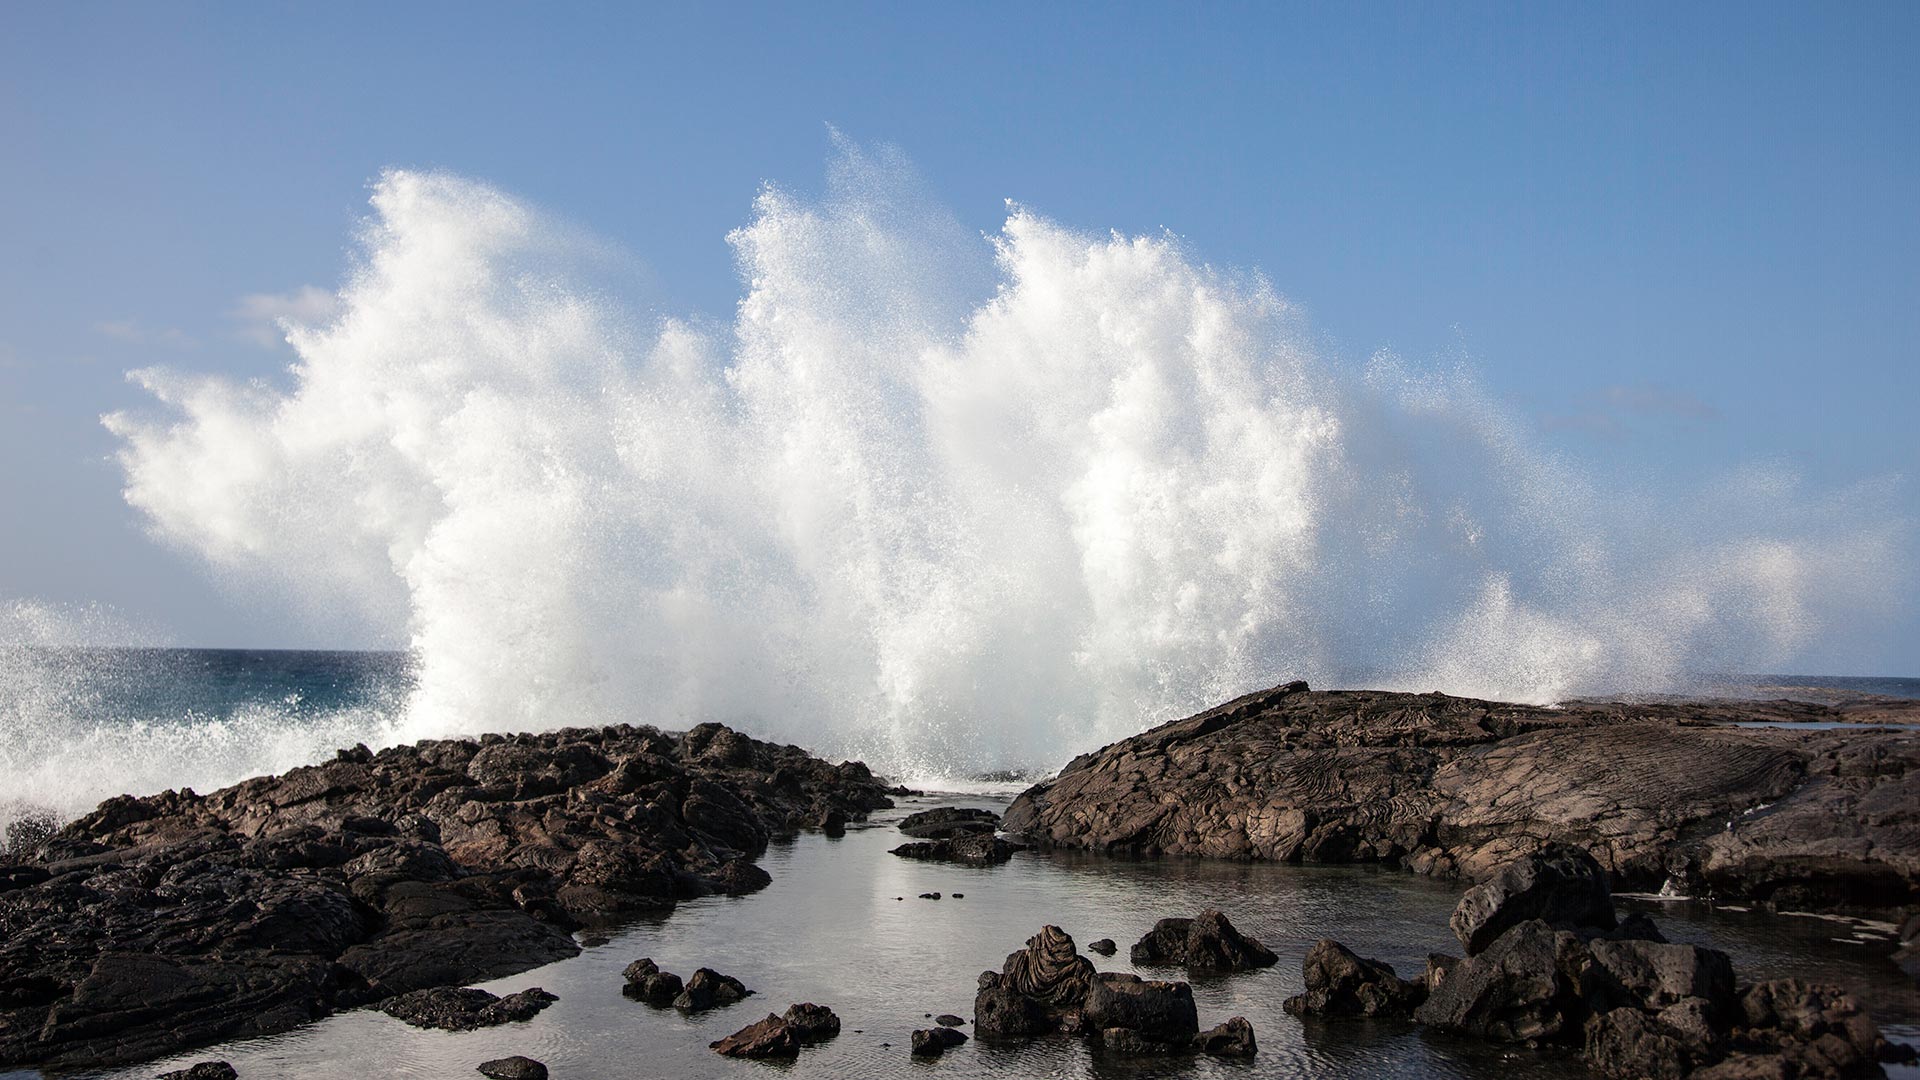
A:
[1003, 681, 1920, 914]
[0, 722, 894, 1069]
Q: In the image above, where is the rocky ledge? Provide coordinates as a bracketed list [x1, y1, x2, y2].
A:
[1004, 682, 1920, 914]
[0, 722, 895, 1069]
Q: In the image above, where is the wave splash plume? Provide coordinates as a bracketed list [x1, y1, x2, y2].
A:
[100, 146, 1905, 779]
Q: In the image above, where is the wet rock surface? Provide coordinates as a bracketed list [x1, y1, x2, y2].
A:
[1129, 908, 1278, 971]
[1283, 939, 1426, 1018]
[1287, 846, 1918, 1078]
[0, 722, 893, 1069]
[619, 957, 683, 1005]
[157, 1063, 238, 1080]
[377, 986, 557, 1031]
[911, 1025, 968, 1056]
[476, 1055, 548, 1080]
[890, 831, 1023, 865]
[973, 925, 1254, 1057]
[898, 806, 1001, 839]
[1003, 682, 1920, 913]
[674, 966, 751, 1011]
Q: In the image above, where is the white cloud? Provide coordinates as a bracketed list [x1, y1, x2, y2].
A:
[229, 286, 341, 348]
[94, 319, 196, 348]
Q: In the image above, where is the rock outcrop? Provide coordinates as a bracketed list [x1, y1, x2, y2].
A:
[0, 723, 893, 1069]
[1004, 682, 1920, 913]
[1283, 939, 1425, 1018]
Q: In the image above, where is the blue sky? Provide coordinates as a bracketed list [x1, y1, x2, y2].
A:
[1, 2, 1914, 665]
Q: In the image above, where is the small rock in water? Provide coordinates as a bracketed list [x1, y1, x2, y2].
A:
[674, 967, 752, 1011]
[157, 1064, 238, 1080]
[1284, 939, 1425, 1018]
[1087, 938, 1118, 956]
[477, 1057, 548, 1080]
[1130, 909, 1276, 971]
[711, 1014, 801, 1059]
[379, 987, 557, 1031]
[919, 891, 941, 900]
[1194, 1017, 1258, 1057]
[782, 1002, 841, 1043]
[952, 892, 964, 899]
[935, 1013, 965, 1026]
[898, 806, 1002, 840]
[819, 809, 847, 836]
[911, 1026, 968, 1056]
[621, 957, 684, 1006]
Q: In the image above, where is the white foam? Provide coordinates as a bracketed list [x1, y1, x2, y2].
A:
[92, 147, 1907, 779]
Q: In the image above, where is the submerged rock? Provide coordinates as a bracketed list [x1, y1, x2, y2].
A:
[157, 1064, 238, 1080]
[1283, 939, 1426, 1018]
[0, 723, 893, 1070]
[911, 1026, 968, 1056]
[476, 1057, 548, 1080]
[1129, 909, 1277, 971]
[378, 986, 557, 1031]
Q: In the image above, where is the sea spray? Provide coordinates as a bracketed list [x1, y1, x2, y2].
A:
[98, 147, 1907, 779]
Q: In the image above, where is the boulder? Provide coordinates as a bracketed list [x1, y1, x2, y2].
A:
[476, 1057, 548, 1080]
[1283, 939, 1426, 1018]
[1588, 938, 1735, 1016]
[619, 958, 683, 1006]
[710, 1015, 800, 1059]
[782, 1002, 841, 1043]
[1193, 1016, 1258, 1057]
[934, 1013, 964, 1027]
[1082, 973, 1199, 1043]
[378, 986, 557, 1031]
[1129, 909, 1277, 971]
[973, 980, 1051, 1038]
[674, 967, 750, 1011]
[1413, 919, 1592, 1043]
[890, 832, 1022, 865]
[1087, 938, 1118, 956]
[911, 1026, 967, 1056]
[998, 926, 1096, 1009]
[1582, 1007, 1698, 1080]
[1450, 844, 1616, 956]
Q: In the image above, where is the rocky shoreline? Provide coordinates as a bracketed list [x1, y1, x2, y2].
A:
[0, 682, 1914, 1075]
[0, 722, 895, 1069]
[1004, 681, 1920, 916]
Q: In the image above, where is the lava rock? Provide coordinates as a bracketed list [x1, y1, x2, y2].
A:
[934, 1013, 965, 1027]
[378, 986, 557, 1031]
[1193, 1016, 1258, 1057]
[1082, 973, 1198, 1043]
[899, 807, 1001, 840]
[476, 1056, 548, 1080]
[1128, 909, 1277, 971]
[1450, 844, 1617, 955]
[620, 957, 683, 1006]
[157, 1064, 238, 1080]
[674, 967, 751, 1011]
[911, 1026, 968, 1056]
[711, 1014, 801, 1059]
[1283, 939, 1426, 1018]
[973, 980, 1052, 1037]
[783, 1002, 841, 1043]
[1413, 919, 1591, 1043]
[1087, 938, 1118, 956]
[891, 833, 1023, 865]
[997, 926, 1096, 1009]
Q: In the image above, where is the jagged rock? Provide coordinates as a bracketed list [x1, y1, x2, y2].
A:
[999, 926, 1096, 1009]
[1588, 938, 1735, 1016]
[890, 832, 1022, 865]
[157, 1064, 238, 1080]
[1193, 1016, 1258, 1057]
[674, 968, 750, 1011]
[620, 958, 683, 1006]
[476, 1057, 548, 1080]
[1451, 844, 1617, 955]
[1413, 919, 1592, 1043]
[1583, 1007, 1699, 1080]
[378, 986, 557, 1031]
[973, 979, 1051, 1037]
[911, 1026, 967, 1056]
[1002, 684, 1920, 913]
[1082, 973, 1198, 1043]
[782, 1002, 841, 1043]
[1128, 909, 1277, 971]
[711, 1015, 800, 1059]
[899, 807, 1001, 839]
[1283, 939, 1426, 1017]
[0, 723, 893, 1069]
[1087, 938, 1117, 956]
